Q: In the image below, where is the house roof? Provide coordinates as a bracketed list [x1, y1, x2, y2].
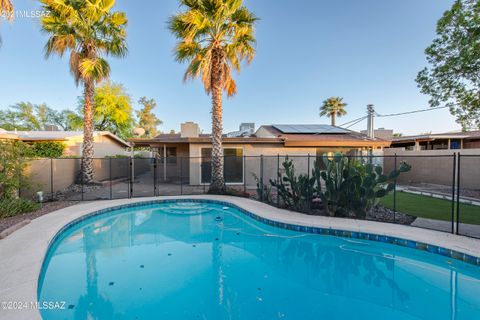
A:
[256, 125, 391, 147]
[130, 124, 390, 148]
[129, 133, 283, 146]
[0, 130, 131, 148]
[392, 131, 480, 144]
[271, 124, 351, 134]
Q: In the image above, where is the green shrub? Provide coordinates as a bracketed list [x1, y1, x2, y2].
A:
[29, 141, 65, 158]
[0, 198, 40, 218]
[0, 140, 32, 198]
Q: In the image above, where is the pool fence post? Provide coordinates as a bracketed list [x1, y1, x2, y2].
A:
[129, 157, 133, 198]
[277, 154, 280, 207]
[307, 154, 310, 180]
[81, 158, 84, 201]
[180, 156, 183, 195]
[393, 154, 397, 222]
[260, 155, 264, 202]
[203, 157, 207, 194]
[243, 155, 246, 193]
[154, 157, 157, 197]
[109, 157, 113, 200]
[50, 158, 54, 201]
[456, 153, 461, 235]
[451, 153, 456, 234]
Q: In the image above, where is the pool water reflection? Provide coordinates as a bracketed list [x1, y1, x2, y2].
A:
[38, 202, 480, 320]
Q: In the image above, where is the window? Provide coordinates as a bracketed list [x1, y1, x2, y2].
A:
[159, 147, 177, 164]
[201, 148, 244, 184]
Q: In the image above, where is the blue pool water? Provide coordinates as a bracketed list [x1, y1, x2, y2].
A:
[38, 201, 480, 320]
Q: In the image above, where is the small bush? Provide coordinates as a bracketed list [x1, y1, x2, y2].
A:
[0, 140, 32, 198]
[0, 198, 40, 219]
[29, 141, 65, 158]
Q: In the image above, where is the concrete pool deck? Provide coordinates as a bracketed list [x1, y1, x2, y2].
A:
[1, 195, 480, 320]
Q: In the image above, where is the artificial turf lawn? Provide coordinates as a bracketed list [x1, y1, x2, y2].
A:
[380, 191, 480, 225]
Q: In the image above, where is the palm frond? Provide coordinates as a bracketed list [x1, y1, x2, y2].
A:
[41, 0, 128, 85]
[0, 0, 13, 21]
[169, 0, 257, 97]
[79, 57, 111, 82]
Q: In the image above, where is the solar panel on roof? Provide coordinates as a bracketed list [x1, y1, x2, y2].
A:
[272, 125, 350, 134]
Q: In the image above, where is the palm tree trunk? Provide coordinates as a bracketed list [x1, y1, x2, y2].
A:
[331, 112, 336, 126]
[209, 48, 226, 194]
[82, 79, 95, 184]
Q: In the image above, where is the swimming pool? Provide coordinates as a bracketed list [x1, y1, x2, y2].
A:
[38, 201, 480, 320]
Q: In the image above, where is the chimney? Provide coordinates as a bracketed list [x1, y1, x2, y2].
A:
[180, 122, 200, 138]
[366, 104, 375, 139]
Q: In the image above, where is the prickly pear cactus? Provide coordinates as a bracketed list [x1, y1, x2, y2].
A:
[320, 154, 411, 219]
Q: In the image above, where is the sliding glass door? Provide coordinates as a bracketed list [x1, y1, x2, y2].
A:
[201, 148, 244, 184]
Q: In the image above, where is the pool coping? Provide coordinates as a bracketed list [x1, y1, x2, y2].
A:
[1, 195, 480, 320]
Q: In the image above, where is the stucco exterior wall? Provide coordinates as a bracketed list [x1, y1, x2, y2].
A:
[188, 144, 319, 187]
[383, 149, 480, 189]
[63, 135, 129, 157]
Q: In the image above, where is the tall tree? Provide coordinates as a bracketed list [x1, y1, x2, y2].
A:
[40, 0, 128, 183]
[417, 0, 480, 130]
[319, 97, 348, 126]
[0, 102, 50, 130]
[136, 97, 162, 138]
[0, 102, 89, 131]
[169, 0, 257, 194]
[76, 81, 134, 139]
[47, 109, 79, 131]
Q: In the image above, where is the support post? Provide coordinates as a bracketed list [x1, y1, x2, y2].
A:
[367, 104, 375, 139]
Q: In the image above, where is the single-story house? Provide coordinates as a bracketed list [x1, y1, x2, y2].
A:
[390, 131, 480, 151]
[0, 129, 131, 157]
[129, 122, 390, 187]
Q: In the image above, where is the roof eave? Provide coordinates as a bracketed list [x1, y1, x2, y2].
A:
[284, 140, 391, 148]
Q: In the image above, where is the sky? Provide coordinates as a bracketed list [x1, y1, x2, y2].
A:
[0, 0, 459, 135]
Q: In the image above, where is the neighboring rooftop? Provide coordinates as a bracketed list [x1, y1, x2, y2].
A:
[392, 131, 480, 142]
[0, 130, 131, 148]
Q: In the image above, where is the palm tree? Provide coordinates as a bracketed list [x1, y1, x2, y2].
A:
[0, 0, 13, 20]
[169, 0, 258, 194]
[319, 97, 348, 126]
[40, 0, 127, 184]
[0, 0, 13, 45]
